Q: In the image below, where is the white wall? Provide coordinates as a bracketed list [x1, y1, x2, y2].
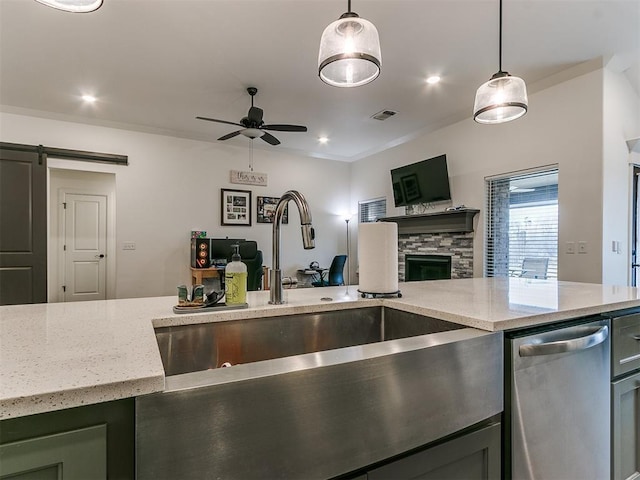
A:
[1, 112, 350, 299]
[602, 64, 640, 285]
[351, 66, 605, 283]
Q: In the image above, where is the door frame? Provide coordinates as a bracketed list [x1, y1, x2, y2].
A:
[632, 165, 640, 286]
[48, 166, 116, 302]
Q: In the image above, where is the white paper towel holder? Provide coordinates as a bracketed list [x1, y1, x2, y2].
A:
[357, 289, 402, 299]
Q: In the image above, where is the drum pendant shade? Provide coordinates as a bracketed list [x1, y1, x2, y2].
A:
[34, 0, 103, 12]
[473, 72, 528, 124]
[318, 5, 382, 88]
[473, 0, 528, 124]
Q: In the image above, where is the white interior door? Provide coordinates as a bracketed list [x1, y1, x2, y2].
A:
[63, 193, 107, 301]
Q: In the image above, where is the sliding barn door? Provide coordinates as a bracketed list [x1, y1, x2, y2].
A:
[0, 147, 47, 304]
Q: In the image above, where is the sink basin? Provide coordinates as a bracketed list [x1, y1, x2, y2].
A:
[154, 306, 463, 376]
[139, 306, 502, 480]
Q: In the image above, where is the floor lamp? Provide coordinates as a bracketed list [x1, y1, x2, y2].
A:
[344, 216, 351, 292]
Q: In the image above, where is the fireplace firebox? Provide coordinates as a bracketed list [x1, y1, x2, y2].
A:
[405, 254, 452, 281]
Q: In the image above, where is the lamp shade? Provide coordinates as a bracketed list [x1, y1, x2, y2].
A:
[34, 0, 103, 12]
[318, 14, 381, 87]
[473, 72, 528, 124]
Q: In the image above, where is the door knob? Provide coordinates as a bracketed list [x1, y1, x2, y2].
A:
[96, 254, 105, 259]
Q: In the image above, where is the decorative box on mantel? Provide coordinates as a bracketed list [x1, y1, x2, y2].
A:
[380, 209, 480, 235]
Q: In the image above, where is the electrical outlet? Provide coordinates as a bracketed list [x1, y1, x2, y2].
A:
[565, 241, 575, 254]
[123, 241, 136, 250]
[578, 241, 587, 254]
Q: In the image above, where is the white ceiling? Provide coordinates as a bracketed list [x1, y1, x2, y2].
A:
[1, 0, 639, 162]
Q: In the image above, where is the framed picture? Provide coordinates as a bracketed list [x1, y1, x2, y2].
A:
[221, 189, 252, 226]
[257, 196, 288, 224]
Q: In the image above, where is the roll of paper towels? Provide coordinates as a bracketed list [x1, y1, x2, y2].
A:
[358, 222, 398, 294]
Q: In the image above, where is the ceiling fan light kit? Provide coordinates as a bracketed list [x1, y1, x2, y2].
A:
[318, 1, 382, 87]
[34, 0, 103, 12]
[473, 0, 528, 124]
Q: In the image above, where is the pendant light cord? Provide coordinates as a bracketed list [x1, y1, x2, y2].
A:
[249, 139, 254, 172]
[347, 0, 351, 13]
[498, 0, 503, 73]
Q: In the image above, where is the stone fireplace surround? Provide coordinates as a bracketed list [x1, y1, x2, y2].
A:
[398, 232, 474, 281]
[380, 209, 479, 282]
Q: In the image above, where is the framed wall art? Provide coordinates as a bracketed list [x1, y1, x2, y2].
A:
[257, 196, 288, 224]
[221, 189, 252, 226]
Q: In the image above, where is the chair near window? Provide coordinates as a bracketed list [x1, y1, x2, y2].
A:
[520, 257, 549, 279]
[312, 255, 347, 287]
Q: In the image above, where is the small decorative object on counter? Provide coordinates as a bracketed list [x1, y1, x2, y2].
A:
[225, 245, 247, 305]
[177, 285, 189, 305]
[191, 230, 207, 238]
[176, 284, 206, 307]
[192, 285, 204, 304]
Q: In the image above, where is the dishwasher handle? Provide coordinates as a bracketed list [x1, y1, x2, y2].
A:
[519, 325, 608, 357]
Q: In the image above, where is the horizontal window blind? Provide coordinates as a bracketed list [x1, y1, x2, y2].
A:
[359, 197, 386, 223]
[486, 168, 558, 278]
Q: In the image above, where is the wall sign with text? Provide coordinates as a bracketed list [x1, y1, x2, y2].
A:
[230, 170, 268, 186]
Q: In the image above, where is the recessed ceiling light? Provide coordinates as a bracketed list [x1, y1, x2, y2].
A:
[318, 136, 329, 144]
[426, 76, 441, 85]
[81, 94, 97, 103]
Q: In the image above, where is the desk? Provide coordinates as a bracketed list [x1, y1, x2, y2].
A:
[192, 266, 270, 290]
[190, 267, 224, 286]
[296, 267, 327, 287]
[262, 266, 270, 290]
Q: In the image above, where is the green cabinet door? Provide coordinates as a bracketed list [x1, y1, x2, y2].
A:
[613, 372, 640, 480]
[0, 424, 106, 480]
[366, 422, 501, 480]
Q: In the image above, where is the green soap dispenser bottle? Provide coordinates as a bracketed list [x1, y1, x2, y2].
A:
[225, 245, 247, 305]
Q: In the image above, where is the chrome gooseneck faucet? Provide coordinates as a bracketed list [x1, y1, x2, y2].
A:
[270, 190, 315, 304]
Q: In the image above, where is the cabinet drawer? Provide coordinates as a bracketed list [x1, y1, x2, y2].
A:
[612, 313, 640, 378]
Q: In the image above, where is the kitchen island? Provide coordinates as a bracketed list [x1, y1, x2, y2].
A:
[1, 278, 639, 479]
[2, 277, 639, 419]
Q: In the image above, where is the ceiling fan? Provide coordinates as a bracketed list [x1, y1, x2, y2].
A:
[196, 87, 307, 146]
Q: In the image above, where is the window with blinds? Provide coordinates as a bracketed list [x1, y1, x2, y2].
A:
[485, 168, 558, 279]
[359, 197, 386, 223]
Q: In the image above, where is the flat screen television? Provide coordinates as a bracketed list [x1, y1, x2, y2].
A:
[390, 154, 451, 207]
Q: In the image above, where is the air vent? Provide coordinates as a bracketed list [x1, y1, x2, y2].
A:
[371, 110, 397, 121]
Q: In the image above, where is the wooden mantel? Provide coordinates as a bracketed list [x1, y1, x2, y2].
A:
[380, 209, 480, 234]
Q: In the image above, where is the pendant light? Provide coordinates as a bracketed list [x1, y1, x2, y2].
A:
[34, 0, 103, 13]
[473, 0, 528, 124]
[318, 0, 382, 88]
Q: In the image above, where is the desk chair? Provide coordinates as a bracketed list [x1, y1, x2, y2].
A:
[313, 255, 347, 287]
[520, 257, 549, 279]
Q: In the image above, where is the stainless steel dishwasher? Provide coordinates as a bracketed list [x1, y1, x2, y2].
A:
[505, 316, 610, 480]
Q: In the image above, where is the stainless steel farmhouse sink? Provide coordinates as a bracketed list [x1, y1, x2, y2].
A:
[137, 306, 503, 480]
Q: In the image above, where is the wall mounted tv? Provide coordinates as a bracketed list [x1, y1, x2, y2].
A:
[390, 154, 451, 207]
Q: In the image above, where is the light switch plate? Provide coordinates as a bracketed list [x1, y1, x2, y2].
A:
[565, 241, 575, 254]
[123, 242, 136, 250]
[578, 241, 587, 254]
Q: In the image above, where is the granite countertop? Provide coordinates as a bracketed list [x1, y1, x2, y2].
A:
[2, 278, 639, 420]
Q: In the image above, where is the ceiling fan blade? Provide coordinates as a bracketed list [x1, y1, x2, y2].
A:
[196, 116, 243, 127]
[262, 124, 308, 132]
[260, 132, 281, 146]
[217, 130, 243, 141]
[248, 106, 263, 125]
